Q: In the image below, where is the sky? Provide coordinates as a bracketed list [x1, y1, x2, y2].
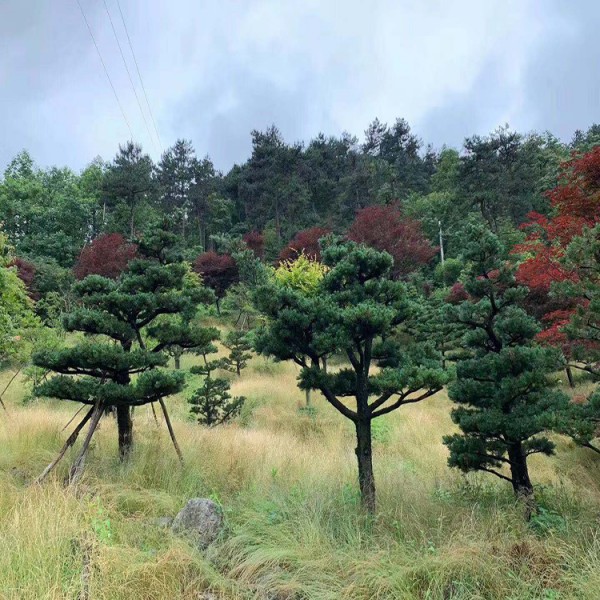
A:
[1, 0, 598, 173]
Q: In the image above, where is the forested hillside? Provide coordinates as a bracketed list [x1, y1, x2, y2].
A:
[3, 120, 599, 273]
[3, 119, 600, 599]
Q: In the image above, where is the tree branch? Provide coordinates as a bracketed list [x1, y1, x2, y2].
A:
[371, 387, 439, 418]
[477, 466, 514, 484]
[319, 386, 357, 421]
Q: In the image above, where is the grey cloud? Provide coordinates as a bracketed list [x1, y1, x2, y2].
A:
[518, 1, 600, 140]
[0, 0, 598, 174]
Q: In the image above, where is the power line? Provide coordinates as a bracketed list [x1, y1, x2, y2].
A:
[76, 0, 134, 141]
[115, 0, 163, 152]
[102, 0, 158, 153]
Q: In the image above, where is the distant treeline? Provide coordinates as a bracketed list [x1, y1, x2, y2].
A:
[1, 119, 599, 269]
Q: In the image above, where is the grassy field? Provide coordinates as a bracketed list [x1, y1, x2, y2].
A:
[1, 354, 600, 599]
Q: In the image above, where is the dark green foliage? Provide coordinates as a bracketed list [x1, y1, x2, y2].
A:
[407, 287, 468, 369]
[189, 377, 245, 426]
[103, 141, 155, 237]
[443, 224, 570, 510]
[33, 226, 215, 460]
[550, 225, 600, 453]
[254, 237, 448, 512]
[223, 330, 253, 376]
[458, 127, 562, 231]
[188, 340, 245, 426]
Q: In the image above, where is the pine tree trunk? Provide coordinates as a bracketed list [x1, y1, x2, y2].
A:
[116, 405, 133, 461]
[566, 366, 575, 388]
[305, 389, 311, 408]
[130, 201, 135, 237]
[236, 363, 241, 377]
[354, 419, 376, 514]
[508, 442, 535, 519]
[174, 355, 181, 370]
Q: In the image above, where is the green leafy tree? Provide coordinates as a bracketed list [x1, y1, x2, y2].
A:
[443, 224, 569, 515]
[0, 232, 39, 408]
[32, 232, 214, 480]
[0, 153, 96, 266]
[254, 238, 447, 512]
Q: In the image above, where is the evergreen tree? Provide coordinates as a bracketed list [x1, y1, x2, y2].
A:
[443, 224, 569, 516]
[189, 157, 220, 248]
[407, 287, 468, 370]
[223, 330, 253, 376]
[549, 225, 600, 453]
[32, 229, 214, 480]
[188, 339, 245, 426]
[103, 142, 154, 236]
[254, 238, 447, 512]
[189, 377, 245, 426]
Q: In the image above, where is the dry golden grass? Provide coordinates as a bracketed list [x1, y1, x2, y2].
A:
[2, 358, 600, 599]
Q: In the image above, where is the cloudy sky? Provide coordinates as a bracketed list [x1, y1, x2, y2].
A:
[1, 0, 598, 173]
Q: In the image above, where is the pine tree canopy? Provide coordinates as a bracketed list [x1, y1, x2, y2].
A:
[443, 223, 570, 504]
[34, 256, 212, 408]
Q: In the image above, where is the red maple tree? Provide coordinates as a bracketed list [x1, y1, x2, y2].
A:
[243, 231, 265, 259]
[279, 227, 331, 262]
[193, 251, 238, 312]
[10, 257, 37, 298]
[74, 234, 137, 280]
[347, 205, 437, 278]
[515, 147, 600, 361]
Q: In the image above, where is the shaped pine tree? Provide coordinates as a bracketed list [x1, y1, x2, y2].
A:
[254, 237, 448, 513]
[443, 223, 569, 516]
[33, 230, 215, 482]
[223, 330, 253, 376]
[188, 342, 245, 426]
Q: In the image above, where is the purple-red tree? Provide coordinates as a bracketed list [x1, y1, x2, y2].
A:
[278, 227, 331, 262]
[193, 251, 239, 313]
[243, 231, 265, 259]
[347, 205, 437, 277]
[74, 234, 137, 280]
[11, 257, 37, 298]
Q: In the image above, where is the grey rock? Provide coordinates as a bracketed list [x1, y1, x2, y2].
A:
[171, 498, 223, 549]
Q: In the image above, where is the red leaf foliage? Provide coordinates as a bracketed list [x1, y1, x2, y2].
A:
[243, 231, 265, 259]
[279, 227, 331, 262]
[74, 234, 137, 280]
[446, 282, 469, 305]
[193, 251, 239, 298]
[515, 147, 600, 350]
[347, 205, 437, 277]
[10, 257, 37, 299]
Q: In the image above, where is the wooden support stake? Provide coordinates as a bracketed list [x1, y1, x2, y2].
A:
[158, 398, 184, 463]
[35, 406, 95, 484]
[0, 368, 21, 412]
[68, 401, 103, 485]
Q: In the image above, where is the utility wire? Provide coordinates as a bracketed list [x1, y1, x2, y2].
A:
[102, 0, 158, 153]
[115, 0, 163, 152]
[76, 0, 134, 141]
